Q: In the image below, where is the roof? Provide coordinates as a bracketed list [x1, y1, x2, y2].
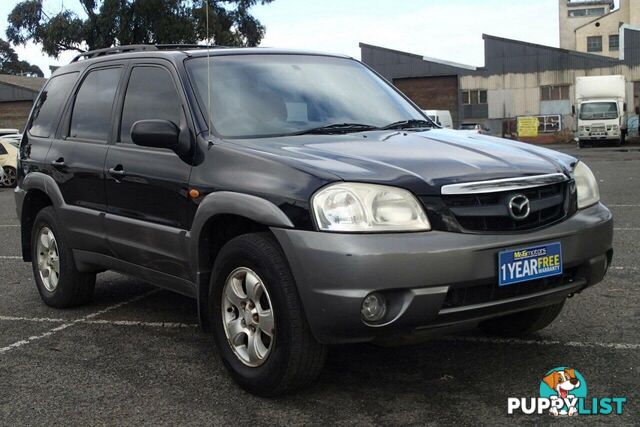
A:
[0, 74, 46, 93]
[358, 43, 477, 70]
[574, 8, 620, 31]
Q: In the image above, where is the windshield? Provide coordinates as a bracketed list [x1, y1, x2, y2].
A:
[579, 102, 618, 120]
[186, 55, 425, 138]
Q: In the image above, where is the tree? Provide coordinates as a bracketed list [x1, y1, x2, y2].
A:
[7, 0, 273, 58]
[0, 38, 44, 77]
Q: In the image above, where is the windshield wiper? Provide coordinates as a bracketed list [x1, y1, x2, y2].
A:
[294, 123, 379, 135]
[381, 119, 434, 130]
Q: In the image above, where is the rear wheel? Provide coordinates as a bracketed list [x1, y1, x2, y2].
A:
[478, 300, 565, 336]
[578, 140, 587, 149]
[209, 232, 326, 396]
[2, 166, 16, 187]
[31, 207, 96, 308]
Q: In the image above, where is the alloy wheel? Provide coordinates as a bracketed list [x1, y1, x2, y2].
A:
[2, 167, 16, 187]
[36, 227, 60, 292]
[222, 267, 275, 367]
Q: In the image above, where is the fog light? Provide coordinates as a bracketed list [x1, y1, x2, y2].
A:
[361, 292, 387, 322]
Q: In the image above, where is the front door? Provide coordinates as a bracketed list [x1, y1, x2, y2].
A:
[104, 62, 193, 279]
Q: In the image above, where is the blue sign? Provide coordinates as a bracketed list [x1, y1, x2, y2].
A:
[498, 242, 562, 286]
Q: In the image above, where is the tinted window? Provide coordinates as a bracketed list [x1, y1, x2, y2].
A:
[120, 67, 181, 143]
[69, 67, 122, 141]
[187, 55, 424, 138]
[0, 144, 6, 155]
[29, 72, 78, 138]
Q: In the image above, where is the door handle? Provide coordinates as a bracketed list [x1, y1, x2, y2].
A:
[51, 158, 65, 167]
[108, 165, 126, 178]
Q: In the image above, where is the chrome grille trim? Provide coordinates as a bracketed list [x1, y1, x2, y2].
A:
[440, 173, 568, 195]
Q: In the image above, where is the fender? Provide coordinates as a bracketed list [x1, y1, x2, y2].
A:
[20, 172, 66, 209]
[189, 191, 294, 271]
[189, 191, 295, 330]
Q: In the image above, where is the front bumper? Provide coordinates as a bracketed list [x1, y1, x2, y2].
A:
[272, 203, 613, 344]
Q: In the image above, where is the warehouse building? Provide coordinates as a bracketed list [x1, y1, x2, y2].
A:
[360, 26, 640, 141]
[0, 74, 46, 130]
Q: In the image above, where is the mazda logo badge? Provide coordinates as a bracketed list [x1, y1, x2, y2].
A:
[508, 194, 530, 220]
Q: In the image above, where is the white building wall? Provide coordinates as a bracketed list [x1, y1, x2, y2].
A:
[461, 65, 640, 120]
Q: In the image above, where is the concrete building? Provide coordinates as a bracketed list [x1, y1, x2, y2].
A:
[560, 0, 640, 58]
[360, 26, 640, 141]
[0, 74, 46, 130]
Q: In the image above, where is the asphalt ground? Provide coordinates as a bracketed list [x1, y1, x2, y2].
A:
[0, 144, 638, 425]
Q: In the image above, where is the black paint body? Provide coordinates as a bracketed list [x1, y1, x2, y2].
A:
[15, 48, 613, 344]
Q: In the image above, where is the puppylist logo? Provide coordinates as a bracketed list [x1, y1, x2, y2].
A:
[508, 367, 627, 416]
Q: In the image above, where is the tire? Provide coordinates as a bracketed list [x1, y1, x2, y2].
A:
[578, 140, 587, 149]
[209, 232, 326, 396]
[478, 300, 565, 336]
[31, 207, 96, 308]
[2, 166, 16, 188]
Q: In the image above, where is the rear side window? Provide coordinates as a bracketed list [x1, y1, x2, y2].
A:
[0, 144, 7, 155]
[28, 72, 78, 138]
[69, 67, 122, 141]
[119, 66, 181, 143]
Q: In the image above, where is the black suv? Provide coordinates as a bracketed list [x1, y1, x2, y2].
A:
[16, 45, 613, 396]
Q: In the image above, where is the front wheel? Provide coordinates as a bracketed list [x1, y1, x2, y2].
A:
[209, 232, 326, 396]
[478, 300, 565, 336]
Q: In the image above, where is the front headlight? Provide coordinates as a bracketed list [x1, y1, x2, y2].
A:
[573, 161, 600, 209]
[311, 183, 430, 232]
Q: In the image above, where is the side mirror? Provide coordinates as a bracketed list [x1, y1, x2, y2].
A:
[131, 119, 180, 151]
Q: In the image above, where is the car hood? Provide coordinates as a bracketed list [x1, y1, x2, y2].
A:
[230, 129, 576, 195]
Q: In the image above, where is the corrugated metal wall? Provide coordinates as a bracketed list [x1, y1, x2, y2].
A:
[0, 83, 38, 102]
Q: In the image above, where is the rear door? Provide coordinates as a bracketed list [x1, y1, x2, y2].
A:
[45, 65, 124, 253]
[104, 60, 193, 279]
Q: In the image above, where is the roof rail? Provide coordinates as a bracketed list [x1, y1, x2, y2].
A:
[70, 44, 223, 63]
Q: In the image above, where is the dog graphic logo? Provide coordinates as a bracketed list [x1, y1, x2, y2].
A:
[540, 367, 587, 416]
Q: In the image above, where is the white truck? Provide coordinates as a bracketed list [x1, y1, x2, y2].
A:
[574, 75, 629, 147]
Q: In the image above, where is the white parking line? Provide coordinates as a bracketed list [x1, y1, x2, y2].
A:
[607, 204, 640, 207]
[1, 314, 637, 351]
[0, 224, 19, 227]
[614, 227, 640, 231]
[437, 336, 640, 350]
[0, 256, 22, 260]
[0, 289, 159, 355]
[0, 315, 197, 328]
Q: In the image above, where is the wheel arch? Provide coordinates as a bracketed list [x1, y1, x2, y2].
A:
[189, 192, 295, 330]
[19, 173, 65, 261]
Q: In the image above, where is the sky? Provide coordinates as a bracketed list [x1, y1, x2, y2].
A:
[0, 0, 614, 76]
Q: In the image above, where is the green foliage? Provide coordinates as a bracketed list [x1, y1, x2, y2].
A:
[0, 38, 44, 77]
[7, 0, 274, 58]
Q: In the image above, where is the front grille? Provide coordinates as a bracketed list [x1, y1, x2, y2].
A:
[441, 267, 578, 310]
[440, 182, 570, 232]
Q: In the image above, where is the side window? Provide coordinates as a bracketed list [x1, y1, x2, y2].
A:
[120, 67, 181, 143]
[69, 67, 122, 141]
[0, 144, 7, 155]
[28, 72, 78, 138]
